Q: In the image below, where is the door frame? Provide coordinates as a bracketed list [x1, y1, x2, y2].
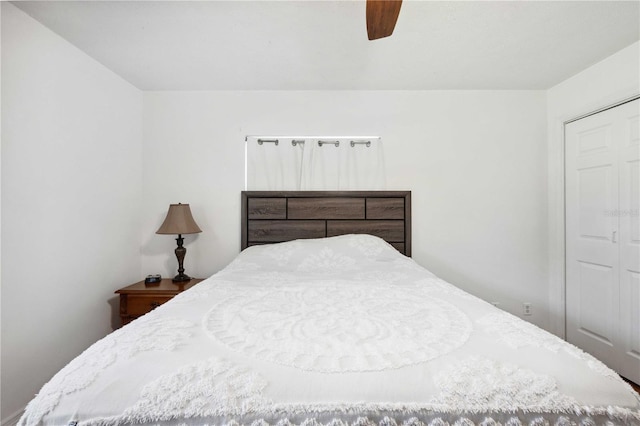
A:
[551, 94, 640, 340]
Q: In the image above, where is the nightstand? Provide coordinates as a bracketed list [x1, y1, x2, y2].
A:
[115, 278, 203, 326]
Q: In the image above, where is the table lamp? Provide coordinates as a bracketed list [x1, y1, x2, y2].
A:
[156, 203, 202, 282]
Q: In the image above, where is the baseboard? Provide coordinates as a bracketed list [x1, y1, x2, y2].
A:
[1, 408, 23, 426]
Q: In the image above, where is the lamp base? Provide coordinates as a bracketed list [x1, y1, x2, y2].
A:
[172, 273, 192, 283]
[172, 235, 192, 283]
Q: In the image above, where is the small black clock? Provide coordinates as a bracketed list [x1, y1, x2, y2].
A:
[144, 274, 162, 285]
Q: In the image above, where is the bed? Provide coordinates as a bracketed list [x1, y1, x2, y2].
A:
[20, 191, 640, 426]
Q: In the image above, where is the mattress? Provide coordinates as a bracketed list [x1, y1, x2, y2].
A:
[19, 234, 640, 426]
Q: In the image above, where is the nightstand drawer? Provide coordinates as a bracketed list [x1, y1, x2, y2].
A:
[115, 278, 204, 327]
[125, 295, 173, 316]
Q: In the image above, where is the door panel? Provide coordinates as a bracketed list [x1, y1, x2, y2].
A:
[618, 100, 640, 383]
[577, 124, 612, 154]
[566, 103, 621, 375]
[577, 165, 614, 240]
[626, 272, 640, 357]
[577, 261, 614, 347]
[629, 161, 639, 242]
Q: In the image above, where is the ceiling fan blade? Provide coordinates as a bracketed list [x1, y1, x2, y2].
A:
[366, 0, 403, 40]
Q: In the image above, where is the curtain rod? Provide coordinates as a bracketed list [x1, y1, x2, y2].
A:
[246, 135, 380, 141]
[247, 136, 380, 148]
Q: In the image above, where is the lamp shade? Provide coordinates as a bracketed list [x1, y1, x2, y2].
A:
[156, 203, 202, 235]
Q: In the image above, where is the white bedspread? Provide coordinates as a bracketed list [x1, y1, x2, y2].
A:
[20, 235, 640, 426]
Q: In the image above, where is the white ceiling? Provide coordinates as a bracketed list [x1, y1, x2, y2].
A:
[12, 0, 640, 90]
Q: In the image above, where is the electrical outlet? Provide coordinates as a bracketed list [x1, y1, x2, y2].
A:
[523, 302, 532, 316]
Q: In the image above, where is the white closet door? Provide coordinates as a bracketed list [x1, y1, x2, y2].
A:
[618, 100, 640, 383]
[565, 98, 640, 384]
[566, 106, 620, 370]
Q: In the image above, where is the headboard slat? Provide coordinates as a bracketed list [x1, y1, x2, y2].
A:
[247, 198, 287, 219]
[248, 220, 326, 242]
[288, 198, 365, 220]
[326, 220, 404, 242]
[366, 198, 405, 219]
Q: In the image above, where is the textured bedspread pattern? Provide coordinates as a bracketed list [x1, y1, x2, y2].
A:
[19, 235, 640, 426]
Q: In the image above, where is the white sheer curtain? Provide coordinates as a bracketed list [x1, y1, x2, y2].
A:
[246, 137, 305, 190]
[245, 136, 386, 190]
[300, 139, 385, 190]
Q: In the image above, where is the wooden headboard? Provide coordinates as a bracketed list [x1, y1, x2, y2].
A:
[241, 191, 411, 256]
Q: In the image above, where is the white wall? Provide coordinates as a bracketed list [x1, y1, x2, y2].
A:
[546, 41, 640, 337]
[142, 90, 548, 326]
[1, 3, 143, 421]
[0, 2, 3, 419]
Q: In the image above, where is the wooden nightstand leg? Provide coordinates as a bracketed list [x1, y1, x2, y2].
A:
[119, 294, 128, 326]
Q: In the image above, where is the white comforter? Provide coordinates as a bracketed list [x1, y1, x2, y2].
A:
[20, 235, 640, 426]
